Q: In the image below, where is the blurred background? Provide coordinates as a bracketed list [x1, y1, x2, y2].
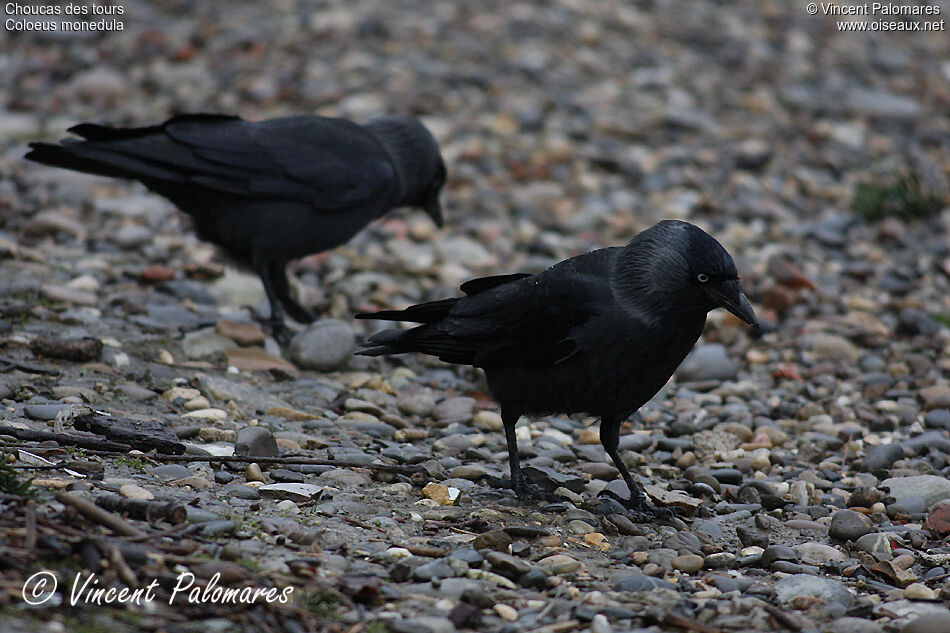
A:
[3, 1, 949, 320]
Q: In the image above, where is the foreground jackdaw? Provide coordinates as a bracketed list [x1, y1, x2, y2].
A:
[358, 220, 758, 518]
[25, 114, 447, 341]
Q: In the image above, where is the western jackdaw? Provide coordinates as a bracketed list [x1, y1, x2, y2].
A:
[26, 114, 447, 341]
[358, 220, 758, 518]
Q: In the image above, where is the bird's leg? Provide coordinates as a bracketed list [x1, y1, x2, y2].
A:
[600, 418, 673, 521]
[254, 257, 292, 344]
[268, 260, 316, 324]
[490, 411, 559, 502]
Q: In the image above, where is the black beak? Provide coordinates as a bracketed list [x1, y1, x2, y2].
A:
[714, 279, 759, 330]
[423, 194, 444, 228]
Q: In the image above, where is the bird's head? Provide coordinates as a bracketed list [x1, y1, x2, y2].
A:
[366, 115, 446, 228]
[682, 223, 758, 329]
[616, 220, 758, 329]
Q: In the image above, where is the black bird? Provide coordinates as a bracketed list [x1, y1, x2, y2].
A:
[357, 220, 758, 518]
[25, 113, 447, 341]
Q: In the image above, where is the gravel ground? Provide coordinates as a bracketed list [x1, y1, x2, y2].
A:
[2, 1, 950, 632]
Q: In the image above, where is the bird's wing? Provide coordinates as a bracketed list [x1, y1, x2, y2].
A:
[438, 251, 616, 367]
[161, 115, 396, 210]
[49, 115, 395, 211]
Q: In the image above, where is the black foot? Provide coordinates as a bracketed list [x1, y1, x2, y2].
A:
[598, 489, 675, 522]
[269, 321, 293, 346]
[484, 475, 562, 503]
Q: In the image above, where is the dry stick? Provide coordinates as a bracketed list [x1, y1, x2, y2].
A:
[0, 426, 132, 452]
[54, 491, 147, 539]
[13, 445, 428, 476]
[0, 355, 60, 376]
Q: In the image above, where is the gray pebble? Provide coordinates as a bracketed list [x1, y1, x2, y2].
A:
[234, 426, 279, 458]
[288, 319, 355, 371]
[829, 509, 873, 541]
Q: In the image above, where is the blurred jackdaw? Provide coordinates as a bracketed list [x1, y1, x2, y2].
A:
[358, 220, 758, 519]
[26, 114, 447, 341]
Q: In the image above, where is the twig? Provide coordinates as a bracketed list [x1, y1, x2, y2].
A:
[55, 491, 148, 538]
[0, 355, 60, 376]
[0, 425, 132, 452]
[107, 544, 140, 589]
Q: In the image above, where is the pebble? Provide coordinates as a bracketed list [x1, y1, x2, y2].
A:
[671, 554, 704, 573]
[538, 554, 581, 574]
[433, 397, 476, 425]
[493, 604, 518, 622]
[862, 443, 905, 474]
[775, 574, 855, 612]
[675, 344, 738, 382]
[182, 408, 228, 421]
[234, 427, 280, 458]
[245, 463, 264, 482]
[829, 509, 874, 541]
[288, 319, 355, 371]
[883, 476, 950, 508]
[119, 484, 154, 500]
[614, 574, 675, 591]
[902, 612, 950, 633]
[903, 583, 935, 600]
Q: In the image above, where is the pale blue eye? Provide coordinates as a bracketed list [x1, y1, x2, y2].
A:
[697, 273, 709, 283]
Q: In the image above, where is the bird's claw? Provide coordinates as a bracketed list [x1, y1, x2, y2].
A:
[599, 488, 676, 523]
[484, 475, 562, 503]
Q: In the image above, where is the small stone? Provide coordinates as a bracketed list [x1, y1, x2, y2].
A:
[472, 410, 503, 431]
[164, 387, 201, 402]
[171, 475, 213, 491]
[567, 520, 595, 534]
[225, 347, 299, 376]
[472, 529, 512, 552]
[271, 499, 299, 515]
[182, 327, 236, 359]
[761, 545, 799, 568]
[119, 484, 154, 500]
[614, 574, 675, 591]
[863, 443, 904, 474]
[184, 396, 211, 411]
[919, 385, 950, 411]
[538, 554, 581, 574]
[245, 463, 264, 482]
[883, 475, 950, 509]
[258, 483, 324, 502]
[215, 320, 266, 346]
[484, 551, 532, 579]
[493, 604, 518, 622]
[805, 333, 859, 362]
[672, 554, 704, 573]
[235, 427, 280, 458]
[150, 464, 192, 481]
[830, 509, 874, 541]
[422, 482, 460, 505]
[181, 408, 227, 421]
[924, 500, 950, 535]
[433, 397, 476, 425]
[795, 541, 846, 564]
[775, 574, 854, 610]
[902, 612, 950, 633]
[288, 319, 355, 371]
[855, 533, 894, 556]
[676, 344, 738, 382]
[903, 583, 935, 600]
